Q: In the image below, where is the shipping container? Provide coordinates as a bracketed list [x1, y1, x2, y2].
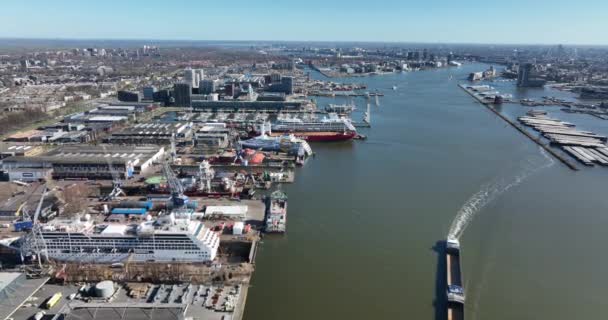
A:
[117, 200, 153, 210]
[13, 220, 33, 232]
[110, 208, 147, 215]
[45, 292, 62, 309]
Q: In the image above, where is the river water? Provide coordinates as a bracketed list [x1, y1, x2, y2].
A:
[243, 63, 608, 320]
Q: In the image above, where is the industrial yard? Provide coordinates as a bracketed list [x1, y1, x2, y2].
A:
[0, 51, 376, 320]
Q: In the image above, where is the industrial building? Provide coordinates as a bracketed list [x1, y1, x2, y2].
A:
[105, 122, 193, 145]
[0, 272, 50, 320]
[1, 145, 165, 180]
[194, 124, 231, 148]
[191, 100, 304, 111]
[0, 143, 45, 160]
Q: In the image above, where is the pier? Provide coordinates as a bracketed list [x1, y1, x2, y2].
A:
[459, 84, 578, 171]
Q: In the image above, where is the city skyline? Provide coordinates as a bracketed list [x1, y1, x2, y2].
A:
[1, 0, 607, 45]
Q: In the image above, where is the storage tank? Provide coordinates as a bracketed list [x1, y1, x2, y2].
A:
[94, 280, 115, 298]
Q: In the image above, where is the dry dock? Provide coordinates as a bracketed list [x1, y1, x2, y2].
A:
[459, 84, 578, 171]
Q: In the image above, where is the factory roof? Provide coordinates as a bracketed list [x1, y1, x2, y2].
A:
[2, 145, 163, 166]
[54, 303, 186, 320]
[0, 273, 49, 320]
[87, 115, 128, 122]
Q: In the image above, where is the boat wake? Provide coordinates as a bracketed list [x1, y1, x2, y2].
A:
[447, 147, 555, 239]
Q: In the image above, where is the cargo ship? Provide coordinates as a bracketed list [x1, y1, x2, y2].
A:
[265, 190, 287, 233]
[446, 237, 465, 320]
[267, 114, 357, 142]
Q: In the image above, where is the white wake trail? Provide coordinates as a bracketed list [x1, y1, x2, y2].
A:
[447, 147, 555, 239]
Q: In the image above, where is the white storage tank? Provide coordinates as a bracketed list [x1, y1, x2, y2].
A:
[233, 222, 244, 235]
[94, 280, 115, 298]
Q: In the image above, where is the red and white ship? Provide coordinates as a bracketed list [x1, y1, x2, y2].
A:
[264, 114, 357, 142]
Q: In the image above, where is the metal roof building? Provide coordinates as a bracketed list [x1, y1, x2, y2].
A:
[2, 145, 165, 180]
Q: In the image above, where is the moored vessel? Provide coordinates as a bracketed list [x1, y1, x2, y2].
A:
[265, 190, 287, 233]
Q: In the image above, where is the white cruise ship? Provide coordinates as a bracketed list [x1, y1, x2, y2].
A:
[37, 213, 220, 263]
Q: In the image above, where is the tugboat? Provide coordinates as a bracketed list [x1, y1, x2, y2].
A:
[265, 190, 288, 233]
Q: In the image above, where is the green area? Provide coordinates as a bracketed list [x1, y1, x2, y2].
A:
[0, 100, 97, 139]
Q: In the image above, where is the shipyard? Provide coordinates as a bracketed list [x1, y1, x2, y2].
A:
[0, 42, 382, 320]
[0, 11, 608, 318]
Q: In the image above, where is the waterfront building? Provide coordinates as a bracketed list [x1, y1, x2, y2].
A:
[517, 63, 546, 87]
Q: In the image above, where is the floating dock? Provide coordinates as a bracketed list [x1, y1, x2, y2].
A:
[459, 84, 578, 171]
[518, 114, 608, 167]
[446, 238, 464, 320]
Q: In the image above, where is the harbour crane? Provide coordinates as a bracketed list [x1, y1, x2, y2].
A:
[19, 186, 51, 277]
[170, 133, 177, 163]
[101, 145, 125, 201]
[162, 159, 188, 208]
[198, 160, 214, 193]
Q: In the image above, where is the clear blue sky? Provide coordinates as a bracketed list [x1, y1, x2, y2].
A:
[1, 0, 606, 45]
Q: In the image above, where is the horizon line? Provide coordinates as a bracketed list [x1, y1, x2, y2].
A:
[0, 37, 607, 48]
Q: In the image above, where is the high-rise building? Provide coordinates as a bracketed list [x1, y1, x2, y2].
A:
[199, 79, 218, 95]
[266, 76, 294, 95]
[281, 76, 294, 95]
[225, 83, 236, 98]
[143, 86, 156, 101]
[153, 89, 171, 105]
[517, 63, 546, 87]
[117, 90, 140, 102]
[184, 68, 197, 89]
[173, 83, 192, 107]
[196, 69, 204, 85]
